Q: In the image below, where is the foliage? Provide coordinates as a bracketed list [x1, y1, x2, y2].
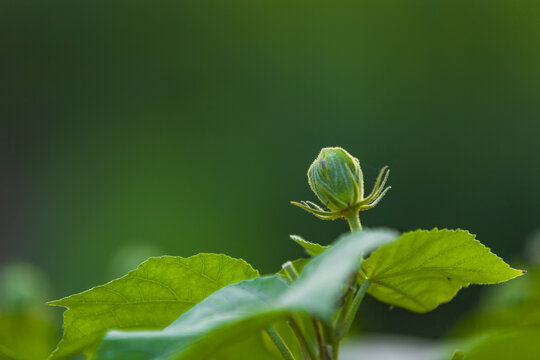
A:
[362, 229, 523, 312]
[446, 261, 540, 359]
[0, 263, 56, 360]
[45, 147, 523, 360]
[48, 254, 258, 359]
[93, 229, 397, 360]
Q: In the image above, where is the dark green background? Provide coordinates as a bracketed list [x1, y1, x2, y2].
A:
[2, 0, 539, 338]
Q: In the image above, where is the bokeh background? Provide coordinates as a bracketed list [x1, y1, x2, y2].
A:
[2, 0, 540, 358]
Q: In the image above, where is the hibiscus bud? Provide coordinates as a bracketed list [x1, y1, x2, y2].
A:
[307, 147, 364, 211]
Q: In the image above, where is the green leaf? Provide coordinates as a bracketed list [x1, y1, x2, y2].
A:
[48, 254, 258, 359]
[465, 330, 540, 360]
[0, 343, 24, 360]
[0, 346, 21, 360]
[94, 228, 399, 360]
[281, 228, 398, 322]
[362, 229, 524, 313]
[450, 350, 465, 360]
[0, 314, 56, 360]
[277, 259, 308, 279]
[290, 235, 328, 256]
[97, 276, 288, 360]
[456, 304, 540, 336]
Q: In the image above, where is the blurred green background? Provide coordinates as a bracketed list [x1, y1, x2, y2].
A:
[2, 0, 540, 357]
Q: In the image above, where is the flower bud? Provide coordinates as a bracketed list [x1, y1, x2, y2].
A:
[307, 147, 364, 211]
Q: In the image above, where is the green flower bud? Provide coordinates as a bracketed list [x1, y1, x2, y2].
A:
[307, 147, 364, 211]
[292, 146, 390, 224]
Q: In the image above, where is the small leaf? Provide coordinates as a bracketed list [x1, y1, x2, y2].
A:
[94, 228, 399, 360]
[48, 254, 258, 359]
[277, 259, 308, 279]
[290, 235, 328, 256]
[363, 229, 524, 313]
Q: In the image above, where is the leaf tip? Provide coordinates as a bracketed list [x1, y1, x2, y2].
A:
[506, 267, 527, 281]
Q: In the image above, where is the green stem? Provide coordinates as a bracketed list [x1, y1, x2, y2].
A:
[266, 327, 296, 360]
[311, 319, 325, 358]
[289, 318, 318, 360]
[335, 280, 371, 339]
[320, 322, 337, 360]
[333, 288, 356, 339]
[345, 210, 362, 233]
[333, 209, 366, 345]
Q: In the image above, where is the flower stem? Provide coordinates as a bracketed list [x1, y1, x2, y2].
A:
[345, 210, 362, 233]
[333, 209, 366, 345]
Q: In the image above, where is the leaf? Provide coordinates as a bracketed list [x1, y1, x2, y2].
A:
[450, 350, 465, 360]
[453, 291, 540, 336]
[362, 229, 524, 313]
[94, 228, 399, 360]
[277, 259, 308, 279]
[465, 330, 540, 360]
[0, 344, 23, 360]
[290, 235, 328, 256]
[0, 347, 20, 360]
[0, 262, 56, 360]
[96, 276, 288, 360]
[281, 228, 399, 321]
[48, 254, 258, 360]
[0, 314, 56, 360]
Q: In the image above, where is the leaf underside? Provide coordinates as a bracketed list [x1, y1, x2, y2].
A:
[290, 229, 523, 313]
[362, 229, 524, 313]
[48, 254, 259, 359]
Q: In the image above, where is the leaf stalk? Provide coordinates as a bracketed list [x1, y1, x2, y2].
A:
[266, 327, 296, 360]
[289, 317, 319, 360]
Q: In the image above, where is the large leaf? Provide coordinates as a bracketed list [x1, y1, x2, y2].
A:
[48, 254, 258, 359]
[97, 276, 288, 360]
[362, 229, 524, 313]
[94, 228, 399, 360]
